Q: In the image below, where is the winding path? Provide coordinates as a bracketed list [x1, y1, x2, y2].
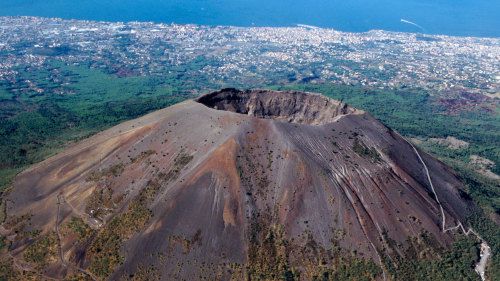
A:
[405, 138, 491, 281]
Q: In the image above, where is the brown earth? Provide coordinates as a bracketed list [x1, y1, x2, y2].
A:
[0, 89, 475, 280]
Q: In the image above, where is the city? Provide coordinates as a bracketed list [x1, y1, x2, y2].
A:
[1, 16, 498, 97]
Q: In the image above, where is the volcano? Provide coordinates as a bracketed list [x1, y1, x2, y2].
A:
[1, 89, 475, 280]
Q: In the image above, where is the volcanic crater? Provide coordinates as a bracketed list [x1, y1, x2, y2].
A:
[196, 88, 360, 125]
[1, 89, 475, 280]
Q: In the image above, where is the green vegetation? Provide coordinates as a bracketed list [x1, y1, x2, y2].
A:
[63, 217, 94, 241]
[468, 210, 500, 280]
[173, 150, 194, 168]
[417, 140, 500, 213]
[87, 163, 126, 182]
[84, 152, 188, 278]
[0, 61, 193, 192]
[23, 231, 58, 269]
[276, 83, 499, 280]
[245, 222, 382, 281]
[130, 149, 156, 163]
[0, 236, 5, 251]
[88, 202, 152, 278]
[380, 232, 480, 281]
[0, 262, 39, 280]
[275, 83, 499, 213]
[64, 272, 95, 281]
[331, 258, 382, 281]
[168, 229, 203, 255]
[0, 200, 5, 225]
[87, 180, 162, 278]
[246, 223, 296, 280]
[86, 185, 115, 219]
[125, 265, 161, 281]
[2, 213, 34, 242]
[275, 84, 499, 170]
[0, 168, 21, 196]
[158, 150, 193, 182]
[2, 65, 497, 214]
[352, 137, 381, 163]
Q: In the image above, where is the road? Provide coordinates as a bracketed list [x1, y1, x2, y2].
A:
[406, 137, 491, 281]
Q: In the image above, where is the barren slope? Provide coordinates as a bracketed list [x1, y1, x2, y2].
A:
[1, 89, 475, 280]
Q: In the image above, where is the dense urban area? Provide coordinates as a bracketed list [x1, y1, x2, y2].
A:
[0, 16, 499, 95]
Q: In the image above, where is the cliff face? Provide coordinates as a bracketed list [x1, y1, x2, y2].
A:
[1, 89, 474, 280]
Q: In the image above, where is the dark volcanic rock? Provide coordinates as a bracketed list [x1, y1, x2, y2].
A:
[1, 89, 475, 280]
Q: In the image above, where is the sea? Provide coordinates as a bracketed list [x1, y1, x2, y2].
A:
[1, 0, 499, 38]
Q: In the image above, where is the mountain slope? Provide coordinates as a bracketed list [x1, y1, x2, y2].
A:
[0, 89, 476, 280]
